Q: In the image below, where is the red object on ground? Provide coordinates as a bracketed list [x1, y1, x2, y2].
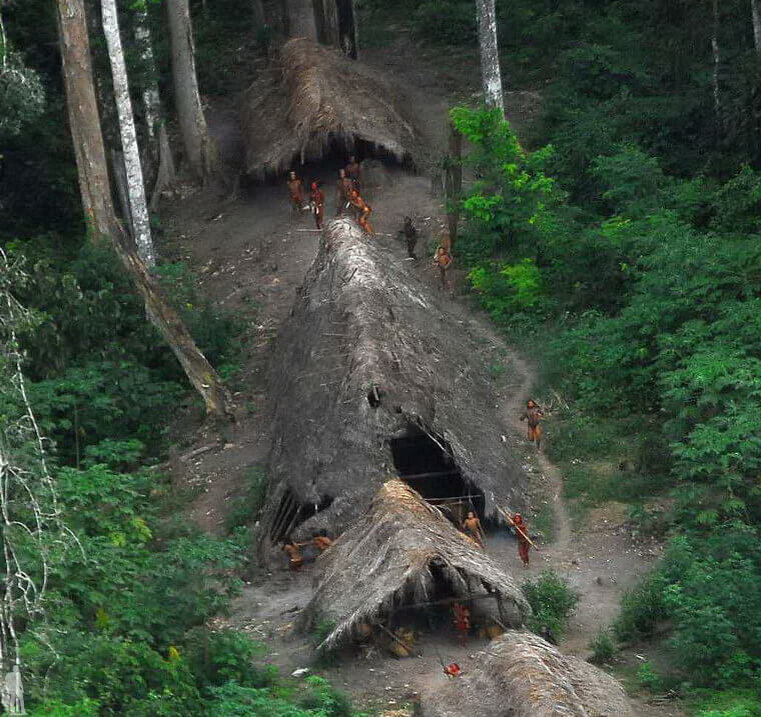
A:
[444, 662, 462, 678]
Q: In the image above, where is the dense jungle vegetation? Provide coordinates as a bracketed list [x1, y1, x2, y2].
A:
[2, 0, 761, 714]
[384, 0, 761, 712]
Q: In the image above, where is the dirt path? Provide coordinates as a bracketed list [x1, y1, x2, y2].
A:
[158, 28, 685, 717]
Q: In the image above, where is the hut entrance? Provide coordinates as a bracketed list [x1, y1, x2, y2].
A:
[270, 488, 334, 542]
[390, 425, 485, 523]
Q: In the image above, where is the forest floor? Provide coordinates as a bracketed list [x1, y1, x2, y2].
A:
[158, 27, 685, 717]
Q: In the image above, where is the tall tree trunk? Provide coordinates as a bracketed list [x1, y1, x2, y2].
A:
[133, 5, 176, 207]
[752, 0, 761, 54]
[252, 0, 266, 26]
[167, 0, 216, 179]
[101, 0, 155, 267]
[475, 0, 504, 113]
[712, 0, 722, 134]
[57, 0, 234, 420]
[56, 0, 115, 237]
[286, 0, 318, 40]
[135, 7, 175, 185]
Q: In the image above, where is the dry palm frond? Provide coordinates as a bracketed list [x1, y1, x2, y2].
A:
[243, 38, 419, 177]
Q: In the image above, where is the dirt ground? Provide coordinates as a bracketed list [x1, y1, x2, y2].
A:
[158, 26, 685, 717]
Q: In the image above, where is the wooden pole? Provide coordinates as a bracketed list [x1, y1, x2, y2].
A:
[497, 506, 539, 550]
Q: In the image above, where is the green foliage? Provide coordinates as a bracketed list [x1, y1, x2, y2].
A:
[588, 629, 616, 664]
[613, 570, 668, 643]
[224, 466, 269, 532]
[411, 1, 476, 46]
[636, 662, 664, 692]
[521, 570, 579, 641]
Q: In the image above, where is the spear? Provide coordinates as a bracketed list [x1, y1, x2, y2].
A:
[497, 505, 540, 551]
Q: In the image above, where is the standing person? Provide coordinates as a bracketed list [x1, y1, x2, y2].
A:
[398, 216, 418, 259]
[519, 399, 543, 452]
[512, 513, 531, 567]
[348, 188, 374, 234]
[310, 182, 325, 230]
[433, 234, 453, 292]
[336, 168, 354, 215]
[287, 171, 304, 213]
[345, 154, 361, 193]
[461, 510, 485, 549]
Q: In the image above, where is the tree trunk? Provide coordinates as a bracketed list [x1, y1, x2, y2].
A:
[134, 5, 176, 184]
[445, 120, 463, 246]
[475, 0, 504, 113]
[752, 0, 761, 54]
[167, 0, 216, 179]
[711, 0, 722, 134]
[110, 148, 133, 236]
[56, 0, 115, 237]
[57, 0, 234, 420]
[134, 5, 176, 206]
[101, 0, 155, 267]
[253, 0, 266, 26]
[286, 0, 318, 40]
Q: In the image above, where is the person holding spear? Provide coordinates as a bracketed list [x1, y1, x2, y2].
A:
[497, 506, 537, 568]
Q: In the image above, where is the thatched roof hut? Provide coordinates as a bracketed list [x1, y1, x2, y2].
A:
[422, 631, 633, 717]
[243, 38, 418, 177]
[260, 217, 528, 546]
[298, 480, 531, 649]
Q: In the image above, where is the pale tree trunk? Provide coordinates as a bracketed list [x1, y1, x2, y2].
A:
[253, 0, 266, 26]
[752, 0, 761, 54]
[133, 5, 176, 207]
[101, 0, 155, 267]
[167, 0, 216, 179]
[286, 0, 318, 40]
[475, 0, 504, 113]
[712, 0, 722, 132]
[56, 0, 115, 237]
[57, 0, 234, 420]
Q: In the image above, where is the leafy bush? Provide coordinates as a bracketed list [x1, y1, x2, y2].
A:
[521, 570, 579, 641]
[588, 629, 616, 664]
[613, 570, 668, 642]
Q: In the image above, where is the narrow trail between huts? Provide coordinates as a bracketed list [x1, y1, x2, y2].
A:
[157, 30, 684, 717]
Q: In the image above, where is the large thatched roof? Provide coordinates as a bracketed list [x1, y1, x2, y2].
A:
[298, 480, 531, 649]
[243, 38, 418, 177]
[260, 217, 528, 544]
[422, 631, 633, 717]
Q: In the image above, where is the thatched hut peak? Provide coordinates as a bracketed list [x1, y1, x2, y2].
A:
[260, 218, 529, 547]
[298, 480, 531, 650]
[243, 38, 419, 177]
[422, 631, 633, 717]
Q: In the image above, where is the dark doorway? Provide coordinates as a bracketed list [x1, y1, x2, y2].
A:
[389, 425, 485, 520]
[270, 488, 334, 542]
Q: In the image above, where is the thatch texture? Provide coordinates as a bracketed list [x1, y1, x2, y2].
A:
[298, 480, 531, 649]
[243, 38, 418, 177]
[260, 217, 528, 543]
[422, 631, 632, 717]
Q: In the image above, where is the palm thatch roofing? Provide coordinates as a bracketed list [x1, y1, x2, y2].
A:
[298, 480, 531, 649]
[260, 217, 528, 544]
[422, 631, 633, 717]
[243, 38, 419, 177]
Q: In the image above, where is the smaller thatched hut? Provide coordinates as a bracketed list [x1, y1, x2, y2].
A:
[422, 631, 633, 717]
[298, 480, 531, 650]
[243, 38, 419, 177]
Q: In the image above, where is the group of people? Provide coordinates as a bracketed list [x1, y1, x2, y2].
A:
[282, 532, 334, 570]
[457, 399, 545, 566]
[286, 155, 372, 233]
[460, 508, 532, 567]
[287, 159, 455, 291]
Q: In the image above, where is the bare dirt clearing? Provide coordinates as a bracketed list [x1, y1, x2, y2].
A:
[157, 28, 684, 717]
